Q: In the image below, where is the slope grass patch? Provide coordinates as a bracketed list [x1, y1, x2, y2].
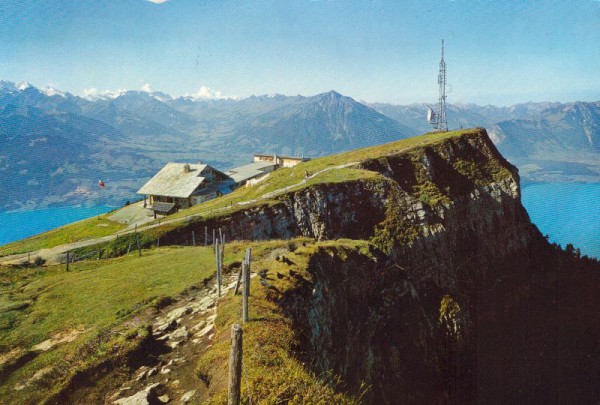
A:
[0, 215, 125, 257]
[0, 245, 221, 404]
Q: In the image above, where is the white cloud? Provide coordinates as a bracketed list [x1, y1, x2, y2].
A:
[184, 85, 236, 100]
[146, 0, 170, 3]
[141, 83, 152, 93]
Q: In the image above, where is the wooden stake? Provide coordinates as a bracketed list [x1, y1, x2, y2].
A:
[228, 324, 243, 405]
[242, 260, 249, 323]
[234, 264, 243, 295]
[192, 231, 196, 246]
[213, 229, 216, 245]
[136, 234, 142, 257]
[245, 248, 252, 274]
[66, 251, 70, 272]
[205, 226, 208, 246]
[215, 239, 221, 297]
[221, 234, 225, 267]
[245, 249, 251, 296]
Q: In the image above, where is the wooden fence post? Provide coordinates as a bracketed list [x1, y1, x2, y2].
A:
[205, 226, 208, 246]
[213, 229, 216, 245]
[66, 251, 70, 272]
[192, 231, 196, 246]
[245, 248, 251, 272]
[242, 260, 249, 323]
[221, 234, 225, 268]
[215, 238, 222, 297]
[234, 261, 243, 296]
[245, 249, 251, 297]
[228, 324, 243, 405]
[136, 234, 142, 257]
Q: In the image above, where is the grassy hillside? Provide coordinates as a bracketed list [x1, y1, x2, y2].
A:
[0, 245, 218, 402]
[0, 128, 563, 403]
[0, 239, 366, 404]
[0, 215, 125, 258]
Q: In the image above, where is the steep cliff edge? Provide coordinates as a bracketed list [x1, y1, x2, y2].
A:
[190, 128, 600, 403]
[158, 128, 528, 247]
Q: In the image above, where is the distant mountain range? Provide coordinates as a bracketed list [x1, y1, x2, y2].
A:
[369, 100, 600, 182]
[0, 80, 598, 210]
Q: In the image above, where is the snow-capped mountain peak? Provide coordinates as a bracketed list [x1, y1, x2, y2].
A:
[17, 81, 32, 91]
[82, 88, 127, 101]
[42, 86, 67, 98]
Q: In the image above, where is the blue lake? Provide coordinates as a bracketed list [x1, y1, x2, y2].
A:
[521, 182, 600, 259]
[0, 205, 116, 246]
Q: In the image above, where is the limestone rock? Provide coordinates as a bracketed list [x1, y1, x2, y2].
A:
[168, 326, 189, 341]
[180, 390, 196, 403]
[113, 383, 161, 405]
[191, 320, 206, 332]
[153, 319, 178, 335]
[197, 323, 214, 338]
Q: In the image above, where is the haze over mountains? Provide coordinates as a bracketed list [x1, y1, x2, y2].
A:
[1, 80, 598, 210]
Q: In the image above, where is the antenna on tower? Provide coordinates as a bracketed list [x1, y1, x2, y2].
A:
[427, 40, 448, 132]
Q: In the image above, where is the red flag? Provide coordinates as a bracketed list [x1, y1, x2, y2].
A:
[98, 180, 105, 188]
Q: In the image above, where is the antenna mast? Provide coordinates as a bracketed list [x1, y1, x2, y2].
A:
[437, 39, 448, 132]
[427, 40, 448, 132]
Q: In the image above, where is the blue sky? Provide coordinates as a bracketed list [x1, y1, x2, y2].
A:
[0, 0, 598, 105]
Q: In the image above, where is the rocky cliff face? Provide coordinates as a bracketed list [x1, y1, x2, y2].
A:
[264, 130, 549, 403]
[272, 133, 600, 403]
[172, 129, 529, 248]
[160, 129, 600, 403]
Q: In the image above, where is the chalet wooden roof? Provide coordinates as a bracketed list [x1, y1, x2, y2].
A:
[137, 163, 210, 198]
[254, 154, 308, 161]
[226, 161, 276, 184]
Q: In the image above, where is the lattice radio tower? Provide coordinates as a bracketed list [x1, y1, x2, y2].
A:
[427, 40, 448, 132]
